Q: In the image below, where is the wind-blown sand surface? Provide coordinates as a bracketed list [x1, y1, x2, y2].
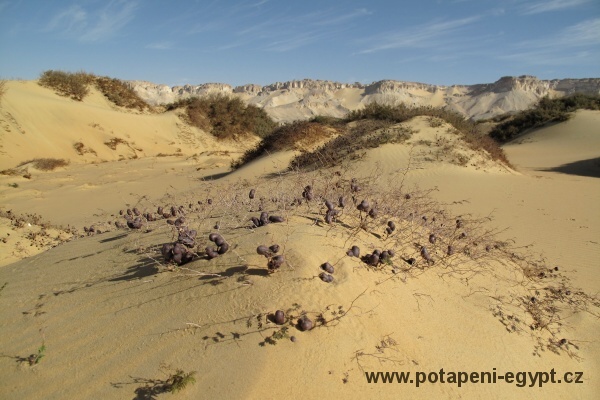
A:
[0, 82, 598, 399]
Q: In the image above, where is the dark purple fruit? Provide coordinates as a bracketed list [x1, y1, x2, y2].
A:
[269, 244, 280, 253]
[319, 272, 334, 283]
[214, 236, 225, 247]
[321, 262, 334, 274]
[257, 245, 270, 256]
[260, 212, 269, 225]
[325, 213, 333, 224]
[325, 200, 334, 211]
[299, 316, 313, 331]
[351, 246, 360, 258]
[205, 247, 218, 259]
[174, 217, 185, 227]
[357, 200, 369, 212]
[218, 242, 229, 254]
[251, 217, 260, 227]
[274, 310, 285, 325]
[369, 254, 379, 266]
[161, 243, 174, 259]
[127, 217, 143, 229]
[421, 247, 431, 261]
[429, 234, 436, 244]
[338, 196, 346, 208]
[447, 245, 455, 256]
[269, 215, 285, 223]
[268, 255, 285, 270]
[249, 189, 256, 199]
[368, 208, 378, 218]
[209, 233, 222, 242]
[387, 221, 396, 231]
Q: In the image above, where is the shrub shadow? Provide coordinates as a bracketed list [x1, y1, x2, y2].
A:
[541, 157, 600, 178]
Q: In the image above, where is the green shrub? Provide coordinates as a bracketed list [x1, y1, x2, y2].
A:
[489, 94, 600, 142]
[184, 94, 276, 140]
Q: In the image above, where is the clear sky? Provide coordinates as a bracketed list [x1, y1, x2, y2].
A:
[1, 0, 598, 87]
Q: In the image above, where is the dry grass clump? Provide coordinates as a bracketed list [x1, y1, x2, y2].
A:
[17, 158, 70, 171]
[169, 93, 276, 141]
[231, 121, 338, 169]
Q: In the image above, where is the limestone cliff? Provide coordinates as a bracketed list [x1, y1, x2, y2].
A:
[128, 76, 600, 122]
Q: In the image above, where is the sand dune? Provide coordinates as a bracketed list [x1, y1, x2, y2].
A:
[0, 81, 246, 171]
[0, 83, 599, 399]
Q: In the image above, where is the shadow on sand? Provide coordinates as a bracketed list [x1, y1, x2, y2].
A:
[540, 157, 600, 178]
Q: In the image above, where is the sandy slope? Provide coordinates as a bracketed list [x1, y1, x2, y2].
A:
[0, 85, 599, 399]
[0, 81, 247, 171]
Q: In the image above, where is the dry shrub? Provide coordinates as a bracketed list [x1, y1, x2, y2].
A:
[73, 142, 97, 156]
[232, 121, 338, 169]
[104, 138, 129, 150]
[0, 79, 7, 105]
[38, 70, 150, 110]
[489, 94, 600, 142]
[16, 158, 70, 171]
[94, 76, 149, 111]
[347, 102, 510, 166]
[39, 70, 93, 101]
[290, 120, 414, 170]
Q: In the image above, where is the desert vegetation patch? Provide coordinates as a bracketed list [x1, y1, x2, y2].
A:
[38, 70, 150, 111]
[166, 93, 276, 141]
[489, 94, 600, 142]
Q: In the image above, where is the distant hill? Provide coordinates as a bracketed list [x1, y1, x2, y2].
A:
[129, 75, 600, 123]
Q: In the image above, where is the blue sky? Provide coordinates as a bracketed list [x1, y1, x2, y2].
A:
[0, 0, 598, 87]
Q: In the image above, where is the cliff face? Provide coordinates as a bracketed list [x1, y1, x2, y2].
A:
[129, 76, 600, 122]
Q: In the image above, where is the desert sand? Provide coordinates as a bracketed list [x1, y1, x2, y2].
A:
[0, 81, 599, 399]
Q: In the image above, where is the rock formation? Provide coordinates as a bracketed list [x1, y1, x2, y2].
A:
[128, 75, 600, 122]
